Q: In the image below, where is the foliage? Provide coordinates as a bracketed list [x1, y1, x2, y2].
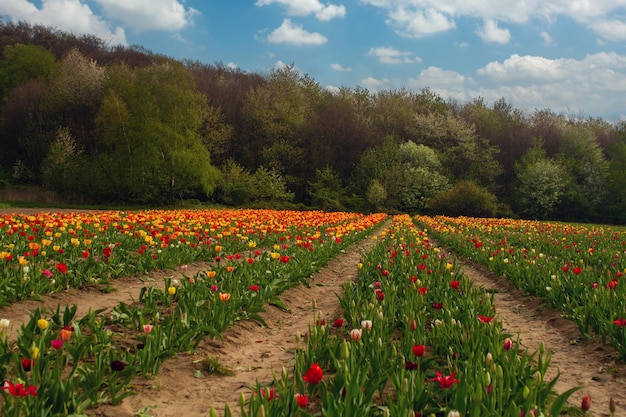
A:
[92, 61, 220, 204]
[216, 159, 253, 206]
[365, 179, 387, 212]
[249, 166, 294, 204]
[0, 44, 57, 102]
[397, 141, 450, 213]
[429, 180, 499, 217]
[41, 127, 84, 194]
[1, 21, 626, 222]
[307, 166, 348, 211]
[513, 139, 567, 220]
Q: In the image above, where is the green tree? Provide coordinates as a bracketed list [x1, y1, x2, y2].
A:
[556, 124, 609, 221]
[603, 137, 626, 223]
[0, 44, 57, 102]
[366, 179, 387, 212]
[307, 166, 348, 211]
[513, 140, 567, 219]
[243, 65, 307, 175]
[94, 61, 220, 204]
[41, 127, 84, 193]
[216, 159, 253, 206]
[250, 166, 294, 205]
[413, 110, 502, 188]
[397, 141, 450, 213]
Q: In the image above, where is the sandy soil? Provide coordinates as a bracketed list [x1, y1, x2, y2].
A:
[1, 209, 624, 416]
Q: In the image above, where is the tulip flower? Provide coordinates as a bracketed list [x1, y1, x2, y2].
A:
[503, 337, 513, 350]
[2, 381, 37, 397]
[303, 363, 323, 384]
[350, 329, 362, 341]
[430, 371, 460, 389]
[296, 393, 309, 408]
[412, 344, 425, 357]
[37, 318, 49, 330]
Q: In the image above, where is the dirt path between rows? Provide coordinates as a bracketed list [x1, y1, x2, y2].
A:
[460, 259, 626, 417]
[1, 209, 624, 416]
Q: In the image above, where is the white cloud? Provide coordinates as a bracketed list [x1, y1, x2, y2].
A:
[359, 0, 626, 42]
[540, 30, 553, 46]
[326, 84, 340, 93]
[361, 76, 391, 89]
[273, 60, 301, 72]
[405, 52, 626, 119]
[476, 19, 511, 44]
[267, 18, 328, 45]
[408, 66, 472, 99]
[255, 0, 346, 21]
[477, 54, 564, 84]
[387, 7, 455, 38]
[226, 62, 238, 70]
[331, 63, 352, 72]
[368, 46, 421, 64]
[588, 18, 626, 41]
[94, 0, 197, 31]
[0, 0, 127, 45]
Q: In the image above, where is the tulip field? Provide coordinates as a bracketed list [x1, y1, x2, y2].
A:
[415, 215, 626, 360]
[0, 209, 620, 416]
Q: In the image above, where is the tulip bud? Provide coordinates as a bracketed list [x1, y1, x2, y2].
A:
[581, 395, 591, 411]
[533, 371, 542, 386]
[312, 299, 317, 310]
[350, 328, 362, 341]
[340, 340, 350, 359]
[239, 393, 246, 410]
[503, 337, 512, 351]
[523, 386, 530, 399]
[258, 405, 266, 417]
[209, 408, 218, 417]
[485, 371, 491, 386]
[485, 352, 493, 366]
[401, 377, 409, 394]
[409, 319, 417, 331]
[609, 397, 616, 415]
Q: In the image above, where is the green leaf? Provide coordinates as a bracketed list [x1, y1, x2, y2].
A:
[549, 386, 580, 416]
[269, 296, 290, 312]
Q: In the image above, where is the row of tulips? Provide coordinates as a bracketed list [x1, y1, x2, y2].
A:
[216, 214, 578, 417]
[415, 215, 626, 360]
[0, 209, 377, 306]
[0, 210, 387, 416]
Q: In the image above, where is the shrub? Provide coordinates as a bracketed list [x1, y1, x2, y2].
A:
[429, 180, 499, 217]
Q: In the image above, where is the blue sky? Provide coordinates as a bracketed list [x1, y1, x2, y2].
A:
[3, 1, 626, 121]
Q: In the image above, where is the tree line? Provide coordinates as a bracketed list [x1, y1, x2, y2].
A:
[1, 21, 625, 224]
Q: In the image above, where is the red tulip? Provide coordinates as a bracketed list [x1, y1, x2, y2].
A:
[296, 394, 309, 408]
[412, 344, 425, 357]
[581, 395, 591, 411]
[303, 363, 323, 384]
